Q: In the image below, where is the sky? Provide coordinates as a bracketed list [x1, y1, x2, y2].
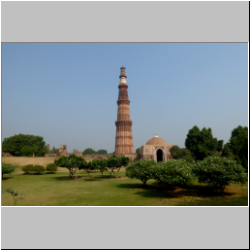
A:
[1, 43, 248, 153]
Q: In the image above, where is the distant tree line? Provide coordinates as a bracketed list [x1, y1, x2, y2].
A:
[50, 147, 59, 154]
[2, 134, 49, 156]
[82, 148, 108, 155]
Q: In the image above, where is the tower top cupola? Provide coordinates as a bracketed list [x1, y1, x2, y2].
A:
[119, 66, 127, 78]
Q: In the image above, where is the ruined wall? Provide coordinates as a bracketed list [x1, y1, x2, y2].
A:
[59, 145, 67, 155]
[2, 152, 13, 157]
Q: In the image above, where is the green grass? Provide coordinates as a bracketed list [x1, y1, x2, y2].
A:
[2, 163, 248, 206]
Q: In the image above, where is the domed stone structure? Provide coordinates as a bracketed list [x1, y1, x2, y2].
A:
[139, 135, 174, 162]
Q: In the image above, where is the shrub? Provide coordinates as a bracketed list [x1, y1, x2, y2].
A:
[33, 165, 45, 174]
[152, 159, 195, 188]
[46, 163, 57, 174]
[2, 163, 15, 178]
[193, 156, 248, 192]
[22, 164, 34, 174]
[21, 164, 45, 174]
[126, 159, 156, 186]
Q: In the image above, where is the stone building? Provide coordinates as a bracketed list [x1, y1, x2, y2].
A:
[59, 145, 67, 156]
[115, 67, 134, 155]
[139, 135, 174, 162]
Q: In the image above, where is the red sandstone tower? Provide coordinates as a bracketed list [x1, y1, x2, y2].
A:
[115, 67, 134, 155]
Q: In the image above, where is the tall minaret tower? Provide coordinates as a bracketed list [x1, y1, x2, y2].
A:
[115, 67, 134, 155]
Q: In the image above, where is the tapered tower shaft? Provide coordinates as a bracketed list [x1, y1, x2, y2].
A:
[115, 67, 134, 155]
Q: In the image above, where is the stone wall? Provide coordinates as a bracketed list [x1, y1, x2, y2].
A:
[116, 153, 141, 162]
[2, 152, 13, 157]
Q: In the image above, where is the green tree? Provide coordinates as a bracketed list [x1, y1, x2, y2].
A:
[222, 143, 235, 159]
[170, 146, 182, 159]
[96, 149, 108, 155]
[98, 159, 108, 176]
[135, 148, 140, 154]
[228, 126, 248, 171]
[55, 155, 86, 177]
[193, 156, 247, 193]
[185, 126, 221, 161]
[107, 155, 128, 178]
[20, 146, 38, 156]
[170, 146, 193, 163]
[79, 160, 96, 177]
[2, 163, 15, 178]
[2, 134, 47, 156]
[120, 156, 130, 168]
[152, 159, 195, 188]
[217, 140, 224, 152]
[126, 159, 156, 186]
[82, 148, 96, 155]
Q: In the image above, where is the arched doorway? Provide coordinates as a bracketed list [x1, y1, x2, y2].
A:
[156, 149, 163, 162]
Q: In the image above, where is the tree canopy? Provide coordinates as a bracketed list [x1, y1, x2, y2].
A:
[55, 155, 86, 177]
[2, 163, 15, 178]
[170, 145, 194, 163]
[126, 159, 156, 185]
[96, 149, 108, 155]
[82, 148, 108, 155]
[185, 126, 223, 161]
[222, 126, 248, 171]
[2, 134, 48, 156]
[193, 156, 247, 193]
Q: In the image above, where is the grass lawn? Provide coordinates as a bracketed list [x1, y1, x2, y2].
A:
[1, 157, 249, 206]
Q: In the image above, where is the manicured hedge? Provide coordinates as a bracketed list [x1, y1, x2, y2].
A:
[22, 164, 45, 174]
[46, 163, 57, 174]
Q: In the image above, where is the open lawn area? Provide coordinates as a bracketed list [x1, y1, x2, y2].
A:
[2, 157, 249, 206]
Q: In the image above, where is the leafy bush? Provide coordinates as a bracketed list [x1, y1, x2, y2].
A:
[46, 163, 57, 174]
[152, 159, 195, 188]
[33, 165, 45, 174]
[126, 159, 156, 185]
[2, 163, 15, 178]
[21, 164, 45, 174]
[193, 156, 248, 192]
[22, 164, 34, 174]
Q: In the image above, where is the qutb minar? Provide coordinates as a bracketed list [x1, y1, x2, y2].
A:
[115, 67, 134, 155]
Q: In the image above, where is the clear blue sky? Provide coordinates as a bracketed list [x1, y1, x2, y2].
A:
[1, 43, 248, 153]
